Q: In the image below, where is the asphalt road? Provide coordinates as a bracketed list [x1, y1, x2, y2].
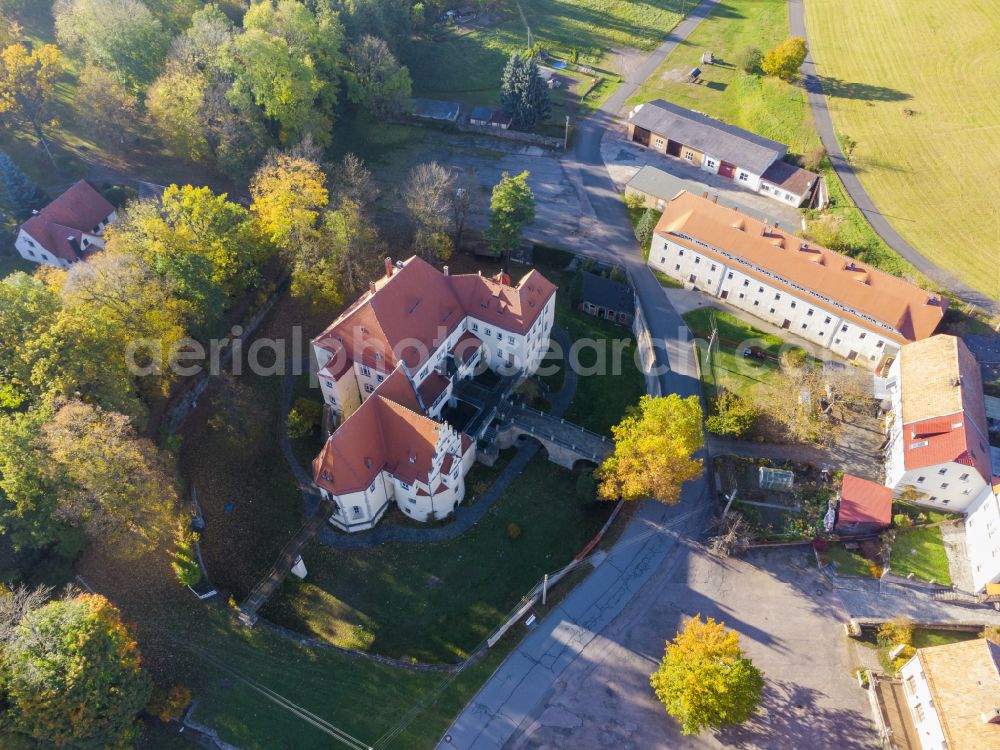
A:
[788, 0, 999, 315]
[436, 4, 721, 748]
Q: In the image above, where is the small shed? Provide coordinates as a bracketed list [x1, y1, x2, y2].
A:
[688, 67, 702, 82]
[489, 110, 512, 130]
[758, 467, 794, 492]
[580, 272, 634, 325]
[469, 105, 493, 126]
[835, 474, 892, 535]
[411, 98, 461, 123]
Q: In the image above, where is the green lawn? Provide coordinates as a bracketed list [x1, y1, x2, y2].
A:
[889, 526, 952, 585]
[911, 628, 980, 650]
[539, 268, 647, 435]
[627, 0, 818, 155]
[825, 544, 875, 578]
[404, 0, 684, 109]
[130, 597, 516, 750]
[806, 0, 1000, 301]
[683, 307, 801, 398]
[893, 502, 957, 527]
[263, 455, 609, 663]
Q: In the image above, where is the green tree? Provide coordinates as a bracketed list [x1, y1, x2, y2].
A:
[145, 63, 211, 161]
[171, 523, 202, 586]
[634, 207, 658, 251]
[3, 593, 151, 748]
[0, 405, 67, 551]
[53, 0, 169, 90]
[74, 64, 139, 145]
[650, 615, 764, 735]
[345, 34, 412, 118]
[229, 27, 328, 143]
[244, 0, 345, 121]
[43, 399, 179, 553]
[500, 53, 551, 130]
[485, 170, 535, 258]
[287, 397, 323, 438]
[705, 390, 759, 438]
[598, 394, 703, 503]
[326, 197, 381, 293]
[760, 37, 807, 81]
[0, 150, 44, 219]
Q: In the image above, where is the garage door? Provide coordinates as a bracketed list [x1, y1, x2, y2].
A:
[631, 126, 650, 147]
[718, 162, 736, 179]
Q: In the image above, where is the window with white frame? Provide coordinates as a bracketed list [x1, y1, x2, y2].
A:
[654, 138, 664, 148]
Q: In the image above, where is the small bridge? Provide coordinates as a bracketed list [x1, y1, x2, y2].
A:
[238, 498, 334, 627]
[497, 406, 613, 469]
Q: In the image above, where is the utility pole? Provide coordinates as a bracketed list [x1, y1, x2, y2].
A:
[707, 316, 719, 392]
[542, 573, 548, 605]
[563, 115, 570, 150]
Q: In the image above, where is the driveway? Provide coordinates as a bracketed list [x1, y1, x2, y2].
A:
[788, 0, 998, 316]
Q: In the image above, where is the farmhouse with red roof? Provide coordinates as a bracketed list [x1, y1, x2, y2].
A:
[14, 180, 116, 268]
[311, 256, 556, 532]
[884, 334, 1000, 591]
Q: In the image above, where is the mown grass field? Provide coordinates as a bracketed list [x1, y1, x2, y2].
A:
[405, 0, 684, 107]
[805, 0, 1000, 301]
[628, 0, 819, 154]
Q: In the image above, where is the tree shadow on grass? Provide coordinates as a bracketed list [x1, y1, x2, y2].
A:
[813, 75, 911, 102]
[716, 679, 876, 748]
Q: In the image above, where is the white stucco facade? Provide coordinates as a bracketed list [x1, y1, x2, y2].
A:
[15, 210, 116, 268]
[649, 232, 898, 365]
[899, 656, 948, 750]
[965, 488, 1000, 592]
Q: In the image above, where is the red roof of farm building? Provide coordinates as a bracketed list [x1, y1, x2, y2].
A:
[836, 475, 893, 529]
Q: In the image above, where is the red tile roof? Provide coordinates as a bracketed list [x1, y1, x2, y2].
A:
[20, 180, 115, 262]
[417, 371, 450, 407]
[452, 330, 483, 364]
[312, 257, 555, 376]
[312, 368, 446, 495]
[654, 191, 946, 343]
[836, 474, 893, 529]
[899, 336, 992, 481]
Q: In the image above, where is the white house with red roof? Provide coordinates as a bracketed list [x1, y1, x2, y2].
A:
[14, 180, 116, 268]
[884, 334, 1000, 591]
[310, 256, 556, 532]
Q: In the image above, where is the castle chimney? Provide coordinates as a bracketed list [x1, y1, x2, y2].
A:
[702, 191, 708, 200]
[711, 194, 718, 204]
[384, 257, 393, 277]
[369, 281, 376, 295]
[443, 265, 449, 276]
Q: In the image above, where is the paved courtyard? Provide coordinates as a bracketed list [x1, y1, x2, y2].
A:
[503, 545, 1000, 749]
[504, 546, 877, 749]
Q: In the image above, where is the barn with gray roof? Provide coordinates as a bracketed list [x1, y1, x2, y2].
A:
[626, 99, 818, 207]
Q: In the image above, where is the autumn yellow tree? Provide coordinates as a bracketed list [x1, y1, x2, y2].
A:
[250, 145, 342, 308]
[598, 394, 703, 503]
[761, 37, 807, 81]
[0, 43, 63, 160]
[43, 399, 179, 554]
[651, 615, 764, 735]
